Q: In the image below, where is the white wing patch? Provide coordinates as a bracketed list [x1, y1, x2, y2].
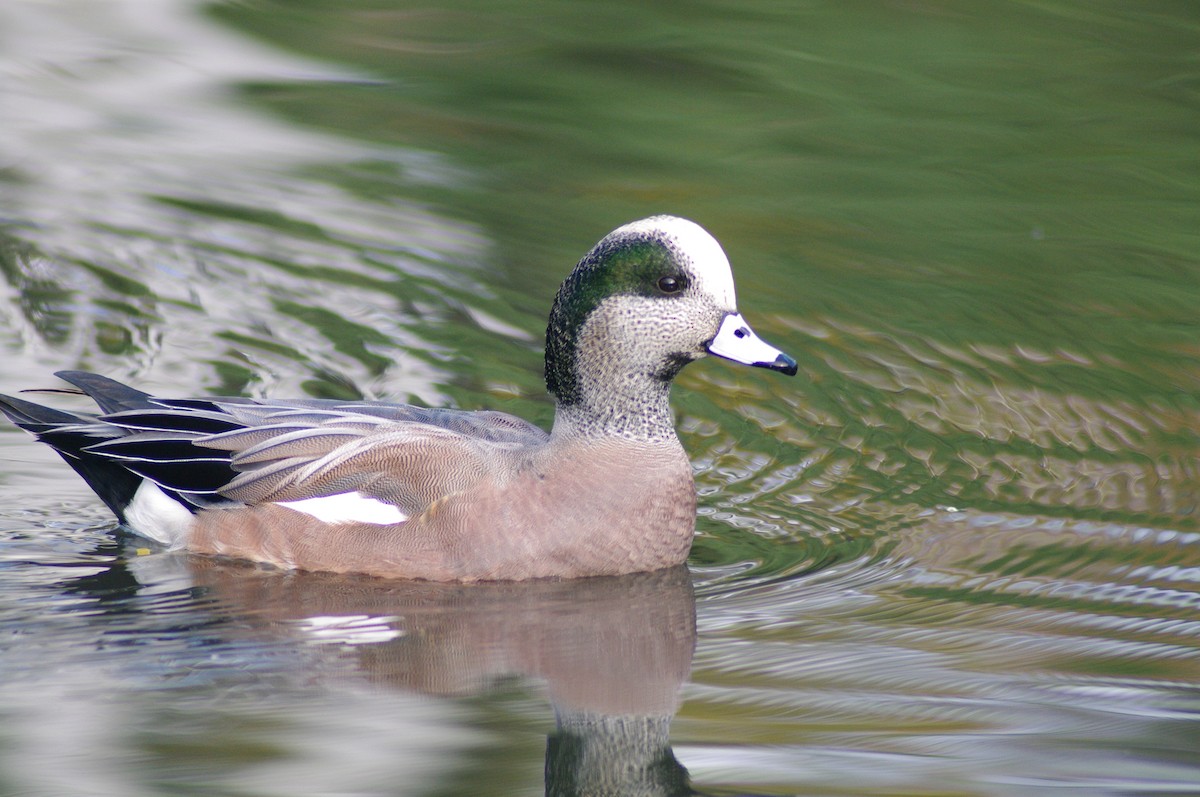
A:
[124, 480, 195, 550]
[275, 492, 408, 525]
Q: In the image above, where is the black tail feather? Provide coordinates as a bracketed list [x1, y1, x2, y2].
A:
[1, 373, 243, 521]
[51, 450, 147, 522]
[101, 409, 244, 435]
[54, 370, 155, 414]
[0, 392, 143, 520]
[0, 391, 92, 431]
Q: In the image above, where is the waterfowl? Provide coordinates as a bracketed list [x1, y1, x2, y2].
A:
[0, 216, 795, 581]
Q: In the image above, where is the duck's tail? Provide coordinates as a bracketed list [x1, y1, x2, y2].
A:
[0, 373, 152, 521]
[0, 371, 231, 547]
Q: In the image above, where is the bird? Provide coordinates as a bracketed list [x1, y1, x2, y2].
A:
[0, 215, 796, 581]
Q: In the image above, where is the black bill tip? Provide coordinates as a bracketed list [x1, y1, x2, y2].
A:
[758, 353, 798, 376]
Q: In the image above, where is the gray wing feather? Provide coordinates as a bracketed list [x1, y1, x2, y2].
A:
[216, 421, 499, 514]
[196, 424, 319, 452]
[212, 401, 547, 446]
[230, 428, 374, 465]
[220, 456, 315, 502]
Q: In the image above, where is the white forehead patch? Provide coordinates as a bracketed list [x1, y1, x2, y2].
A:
[612, 215, 738, 310]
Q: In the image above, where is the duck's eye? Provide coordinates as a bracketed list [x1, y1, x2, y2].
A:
[657, 275, 687, 294]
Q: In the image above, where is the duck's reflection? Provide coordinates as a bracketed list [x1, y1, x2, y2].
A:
[185, 558, 698, 796]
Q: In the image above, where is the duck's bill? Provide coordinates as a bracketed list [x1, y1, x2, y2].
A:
[707, 313, 798, 376]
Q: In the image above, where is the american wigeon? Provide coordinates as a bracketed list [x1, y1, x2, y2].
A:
[0, 216, 795, 581]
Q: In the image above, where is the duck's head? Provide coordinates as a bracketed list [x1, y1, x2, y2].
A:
[546, 216, 795, 432]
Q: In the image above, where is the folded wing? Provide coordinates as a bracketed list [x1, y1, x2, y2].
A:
[13, 371, 549, 523]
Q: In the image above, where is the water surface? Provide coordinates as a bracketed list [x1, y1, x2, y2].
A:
[1, 1, 1198, 795]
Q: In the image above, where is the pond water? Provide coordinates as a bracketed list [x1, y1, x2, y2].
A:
[1, 1, 1199, 794]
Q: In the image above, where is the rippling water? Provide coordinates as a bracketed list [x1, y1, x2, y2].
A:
[1, 1, 1198, 795]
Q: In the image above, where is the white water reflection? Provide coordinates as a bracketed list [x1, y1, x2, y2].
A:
[0, 667, 481, 797]
[0, 0, 475, 403]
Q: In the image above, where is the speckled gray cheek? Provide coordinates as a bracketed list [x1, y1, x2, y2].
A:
[554, 293, 725, 442]
[545, 234, 688, 406]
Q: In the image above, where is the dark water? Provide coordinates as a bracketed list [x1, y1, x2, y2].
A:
[1, 1, 1198, 794]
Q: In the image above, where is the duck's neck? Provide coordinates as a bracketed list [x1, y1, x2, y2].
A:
[550, 380, 680, 443]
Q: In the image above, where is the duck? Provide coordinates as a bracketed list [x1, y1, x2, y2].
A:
[0, 216, 795, 581]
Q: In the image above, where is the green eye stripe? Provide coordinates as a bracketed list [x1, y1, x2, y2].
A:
[545, 236, 683, 405]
